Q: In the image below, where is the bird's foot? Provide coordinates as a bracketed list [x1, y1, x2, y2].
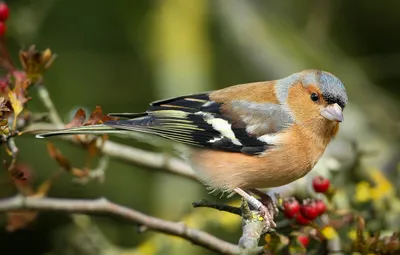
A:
[257, 200, 277, 232]
[234, 188, 278, 232]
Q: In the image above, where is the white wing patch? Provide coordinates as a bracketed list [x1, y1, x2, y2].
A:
[257, 134, 281, 145]
[208, 136, 223, 143]
[196, 112, 242, 146]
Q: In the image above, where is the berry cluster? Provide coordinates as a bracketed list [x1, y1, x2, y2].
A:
[280, 176, 331, 247]
[0, 2, 9, 36]
[283, 197, 327, 225]
[282, 176, 330, 223]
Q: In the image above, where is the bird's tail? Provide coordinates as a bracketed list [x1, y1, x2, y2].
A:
[35, 124, 121, 138]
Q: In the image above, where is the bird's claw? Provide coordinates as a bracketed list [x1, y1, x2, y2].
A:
[234, 188, 278, 232]
[258, 202, 278, 233]
[248, 189, 278, 232]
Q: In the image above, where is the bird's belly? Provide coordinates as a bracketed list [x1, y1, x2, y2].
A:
[188, 148, 314, 192]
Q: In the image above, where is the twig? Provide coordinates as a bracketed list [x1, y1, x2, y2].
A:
[4, 136, 19, 174]
[6, 137, 18, 156]
[73, 156, 110, 184]
[36, 84, 63, 128]
[26, 122, 198, 181]
[192, 200, 242, 216]
[0, 195, 242, 255]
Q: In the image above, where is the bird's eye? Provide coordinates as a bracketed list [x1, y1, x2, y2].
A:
[310, 93, 319, 102]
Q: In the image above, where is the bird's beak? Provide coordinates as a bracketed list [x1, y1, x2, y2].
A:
[320, 103, 343, 122]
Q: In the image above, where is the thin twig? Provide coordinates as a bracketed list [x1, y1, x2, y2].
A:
[5, 136, 19, 173]
[72, 155, 110, 184]
[36, 85, 63, 128]
[0, 195, 242, 255]
[192, 200, 242, 216]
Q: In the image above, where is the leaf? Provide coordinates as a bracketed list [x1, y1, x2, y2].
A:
[353, 216, 368, 253]
[264, 233, 290, 253]
[19, 45, 56, 83]
[366, 232, 380, 252]
[35, 179, 53, 197]
[356, 216, 366, 244]
[7, 78, 31, 130]
[101, 115, 116, 123]
[71, 167, 89, 178]
[83, 106, 119, 126]
[2, 161, 35, 196]
[84, 106, 103, 126]
[46, 142, 71, 171]
[7, 90, 23, 117]
[0, 97, 10, 135]
[6, 210, 38, 232]
[86, 139, 99, 158]
[0, 96, 10, 113]
[65, 108, 86, 128]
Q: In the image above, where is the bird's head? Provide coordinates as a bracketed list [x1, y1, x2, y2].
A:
[276, 70, 348, 125]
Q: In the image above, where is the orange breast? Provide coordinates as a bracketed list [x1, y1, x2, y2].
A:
[188, 124, 329, 191]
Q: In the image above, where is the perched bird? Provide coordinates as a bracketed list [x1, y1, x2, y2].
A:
[36, 69, 348, 229]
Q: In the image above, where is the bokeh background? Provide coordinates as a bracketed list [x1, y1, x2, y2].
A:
[1, 0, 400, 254]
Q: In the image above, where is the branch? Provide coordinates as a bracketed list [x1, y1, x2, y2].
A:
[238, 199, 265, 250]
[26, 122, 198, 181]
[36, 85, 64, 128]
[192, 199, 242, 216]
[0, 195, 242, 255]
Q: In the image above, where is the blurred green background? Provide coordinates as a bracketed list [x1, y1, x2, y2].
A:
[1, 0, 400, 254]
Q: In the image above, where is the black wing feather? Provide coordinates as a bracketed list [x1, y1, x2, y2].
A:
[104, 93, 271, 155]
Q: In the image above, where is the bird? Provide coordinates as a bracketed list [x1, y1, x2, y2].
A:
[36, 69, 348, 230]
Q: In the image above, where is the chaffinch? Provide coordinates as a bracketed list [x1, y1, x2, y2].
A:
[36, 69, 348, 229]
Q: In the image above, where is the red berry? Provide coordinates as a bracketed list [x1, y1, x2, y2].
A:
[300, 200, 319, 220]
[0, 22, 6, 36]
[282, 197, 300, 218]
[295, 213, 310, 225]
[0, 2, 8, 21]
[315, 199, 327, 215]
[312, 176, 330, 193]
[297, 235, 310, 247]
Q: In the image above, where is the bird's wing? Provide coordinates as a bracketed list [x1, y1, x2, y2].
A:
[106, 91, 293, 155]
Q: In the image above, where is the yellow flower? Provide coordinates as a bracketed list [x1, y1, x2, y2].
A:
[354, 181, 371, 203]
[321, 226, 338, 240]
[369, 169, 394, 200]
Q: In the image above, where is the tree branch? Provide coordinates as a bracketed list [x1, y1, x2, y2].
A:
[192, 199, 242, 216]
[0, 195, 242, 255]
[238, 199, 265, 250]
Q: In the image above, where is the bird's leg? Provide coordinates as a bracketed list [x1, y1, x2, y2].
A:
[248, 188, 278, 217]
[234, 188, 277, 231]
